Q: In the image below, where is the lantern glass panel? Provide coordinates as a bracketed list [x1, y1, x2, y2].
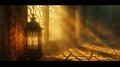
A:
[27, 31, 39, 49]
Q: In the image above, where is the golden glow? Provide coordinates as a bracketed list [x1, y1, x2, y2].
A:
[27, 32, 38, 49]
[49, 6, 63, 41]
[32, 32, 38, 49]
[27, 5, 120, 61]
[28, 5, 45, 44]
[55, 48, 117, 61]
[28, 5, 65, 42]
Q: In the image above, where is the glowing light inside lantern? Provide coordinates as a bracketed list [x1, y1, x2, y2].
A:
[27, 32, 38, 49]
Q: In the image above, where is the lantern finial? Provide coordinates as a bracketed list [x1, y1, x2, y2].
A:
[31, 13, 36, 22]
[31, 5, 36, 22]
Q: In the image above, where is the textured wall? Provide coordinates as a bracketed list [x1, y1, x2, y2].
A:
[9, 6, 27, 60]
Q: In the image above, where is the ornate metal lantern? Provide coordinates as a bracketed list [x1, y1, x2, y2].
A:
[24, 12, 43, 60]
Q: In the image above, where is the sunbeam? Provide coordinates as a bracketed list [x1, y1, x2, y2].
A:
[27, 5, 120, 61]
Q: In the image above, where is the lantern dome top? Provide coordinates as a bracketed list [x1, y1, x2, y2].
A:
[25, 15, 43, 31]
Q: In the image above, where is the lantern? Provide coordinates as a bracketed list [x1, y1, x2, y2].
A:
[24, 13, 43, 60]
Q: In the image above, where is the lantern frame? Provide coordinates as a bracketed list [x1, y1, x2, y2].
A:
[24, 14, 43, 60]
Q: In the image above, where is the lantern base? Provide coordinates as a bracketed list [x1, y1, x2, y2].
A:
[17, 49, 42, 61]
